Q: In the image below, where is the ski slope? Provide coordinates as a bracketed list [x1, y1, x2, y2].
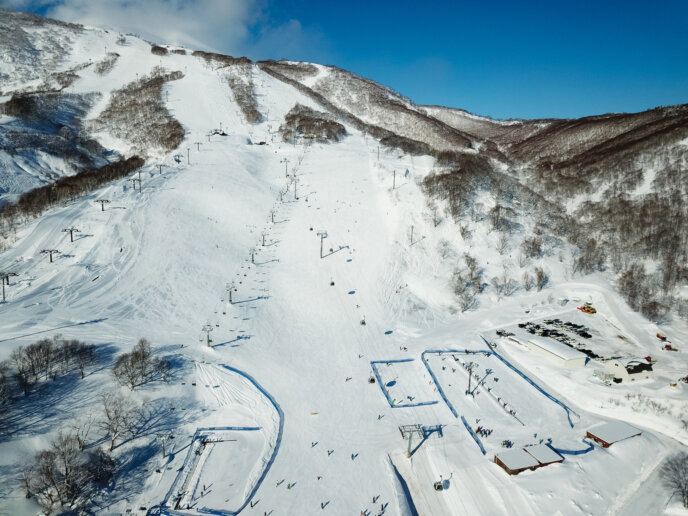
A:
[1, 29, 687, 516]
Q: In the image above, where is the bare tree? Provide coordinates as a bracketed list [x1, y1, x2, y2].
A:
[75, 343, 96, 379]
[85, 448, 116, 486]
[112, 338, 170, 390]
[428, 200, 441, 227]
[535, 267, 549, 291]
[661, 453, 688, 508]
[522, 271, 534, 291]
[100, 391, 136, 451]
[10, 347, 32, 395]
[497, 233, 509, 255]
[0, 361, 11, 415]
[459, 290, 479, 312]
[69, 412, 97, 451]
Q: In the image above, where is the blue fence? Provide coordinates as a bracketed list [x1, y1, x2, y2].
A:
[370, 359, 438, 408]
[480, 336, 578, 428]
[461, 415, 486, 455]
[550, 440, 595, 456]
[221, 364, 284, 515]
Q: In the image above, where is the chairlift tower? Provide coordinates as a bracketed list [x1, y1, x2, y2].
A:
[226, 282, 235, 305]
[399, 424, 423, 458]
[94, 199, 110, 211]
[156, 433, 173, 457]
[0, 272, 18, 302]
[201, 324, 213, 347]
[316, 230, 328, 258]
[41, 249, 60, 263]
[280, 157, 289, 177]
[62, 227, 81, 242]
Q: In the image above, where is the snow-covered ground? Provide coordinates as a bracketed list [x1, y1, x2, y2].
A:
[1, 26, 687, 516]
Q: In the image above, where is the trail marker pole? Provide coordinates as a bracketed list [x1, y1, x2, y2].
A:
[41, 249, 60, 263]
[95, 199, 110, 211]
[187, 147, 190, 165]
[316, 230, 328, 258]
[393, 170, 396, 189]
[62, 227, 80, 242]
[250, 248, 256, 264]
[410, 225, 414, 245]
[202, 324, 213, 347]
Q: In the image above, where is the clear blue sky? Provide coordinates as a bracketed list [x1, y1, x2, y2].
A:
[252, 0, 688, 120]
[14, 0, 688, 119]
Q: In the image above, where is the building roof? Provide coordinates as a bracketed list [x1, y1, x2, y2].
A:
[528, 338, 587, 361]
[524, 444, 563, 464]
[588, 421, 641, 444]
[496, 448, 540, 471]
[619, 357, 653, 374]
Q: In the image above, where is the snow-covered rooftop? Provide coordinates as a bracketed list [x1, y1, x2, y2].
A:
[528, 338, 587, 361]
[496, 448, 540, 471]
[525, 444, 563, 465]
[588, 421, 641, 444]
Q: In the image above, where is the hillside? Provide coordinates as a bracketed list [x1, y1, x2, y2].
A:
[0, 8, 687, 516]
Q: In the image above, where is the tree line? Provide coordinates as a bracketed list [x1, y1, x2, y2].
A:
[2, 336, 173, 514]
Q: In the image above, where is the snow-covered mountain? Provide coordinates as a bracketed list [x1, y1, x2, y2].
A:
[1, 8, 687, 516]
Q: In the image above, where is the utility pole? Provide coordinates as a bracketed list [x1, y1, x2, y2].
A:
[202, 324, 213, 347]
[130, 178, 141, 192]
[157, 164, 165, 175]
[62, 227, 80, 242]
[194, 141, 202, 151]
[292, 175, 299, 200]
[270, 209, 276, 223]
[466, 362, 474, 396]
[95, 199, 110, 211]
[280, 158, 289, 177]
[0, 272, 18, 303]
[316, 230, 328, 258]
[41, 249, 60, 263]
[261, 232, 267, 246]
